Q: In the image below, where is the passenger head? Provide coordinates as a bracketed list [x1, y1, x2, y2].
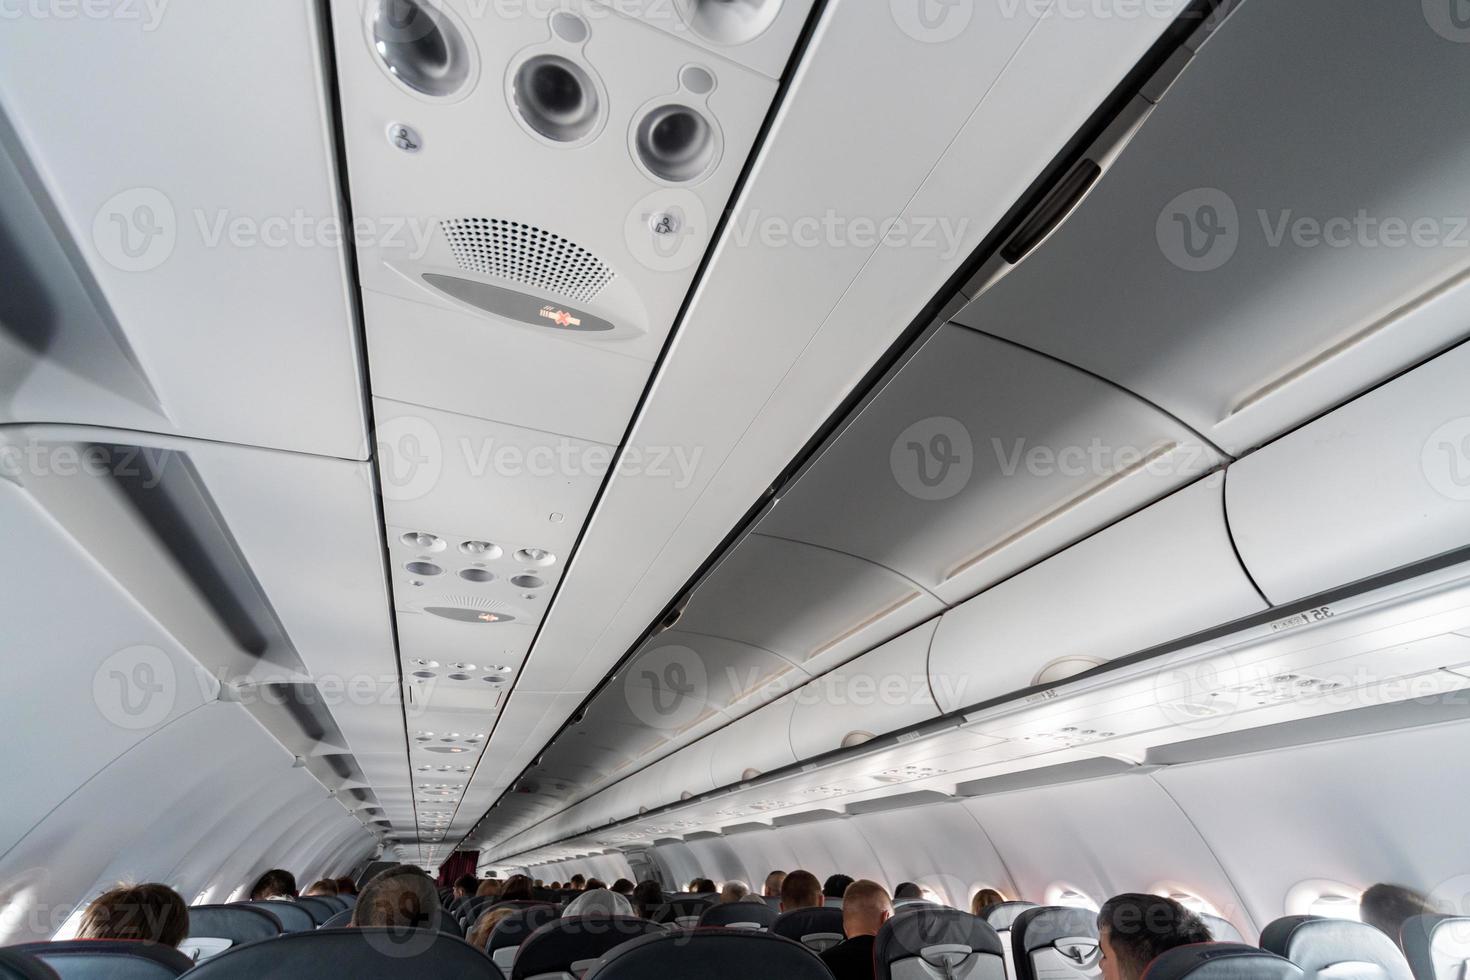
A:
[475, 878, 503, 899]
[841, 880, 893, 939]
[452, 873, 478, 899]
[569, 874, 586, 891]
[586, 878, 607, 890]
[824, 874, 855, 900]
[1361, 884, 1436, 949]
[764, 871, 787, 898]
[781, 870, 823, 912]
[564, 888, 634, 918]
[549, 882, 561, 890]
[467, 906, 517, 951]
[352, 867, 439, 929]
[249, 869, 298, 901]
[304, 879, 340, 897]
[972, 888, 1005, 916]
[76, 883, 188, 948]
[335, 877, 357, 896]
[1098, 894, 1213, 980]
[611, 878, 635, 896]
[694, 878, 717, 894]
[893, 882, 923, 902]
[499, 874, 535, 902]
[721, 880, 751, 903]
[632, 880, 663, 919]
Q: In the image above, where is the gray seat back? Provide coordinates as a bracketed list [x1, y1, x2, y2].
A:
[699, 901, 780, 931]
[1012, 907, 1101, 980]
[982, 902, 1040, 980]
[1403, 915, 1470, 980]
[179, 927, 503, 978]
[236, 900, 316, 933]
[877, 907, 1007, 980]
[1202, 915, 1245, 944]
[1260, 916, 1415, 980]
[582, 929, 830, 980]
[1144, 943, 1303, 980]
[773, 907, 846, 953]
[182, 904, 283, 961]
[3, 941, 192, 980]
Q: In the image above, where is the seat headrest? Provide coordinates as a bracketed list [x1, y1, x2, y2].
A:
[0, 949, 58, 980]
[699, 901, 780, 930]
[5, 940, 194, 979]
[983, 903, 1041, 932]
[1402, 915, 1470, 980]
[180, 927, 499, 978]
[186, 904, 284, 945]
[293, 897, 336, 926]
[1260, 915, 1414, 980]
[877, 906, 1007, 980]
[1012, 906, 1101, 980]
[235, 900, 316, 933]
[512, 915, 665, 979]
[320, 909, 353, 929]
[485, 905, 560, 954]
[1199, 916, 1245, 945]
[581, 928, 832, 980]
[1145, 943, 1304, 980]
[655, 897, 713, 924]
[773, 907, 845, 940]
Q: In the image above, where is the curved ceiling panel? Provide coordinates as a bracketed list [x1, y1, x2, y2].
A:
[757, 326, 1224, 606]
[953, 0, 1470, 457]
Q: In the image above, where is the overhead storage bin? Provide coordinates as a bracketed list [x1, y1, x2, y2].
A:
[757, 326, 1222, 606]
[1227, 340, 1470, 605]
[928, 477, 1267, 713]
[707, 693, 801, 788]
[951, 0, 1470, 457]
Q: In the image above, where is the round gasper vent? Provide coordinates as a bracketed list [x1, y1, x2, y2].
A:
[677, 0, 783, 46]
[460, 568, 495, 584]
[367, 0, 475, 99]
[423, 745, 470, 754]
[741, 768, 762, 782]
[1032, 656, 1106, 686]
[515, 548, 556, 567]
[460, 540, 503, 559]
[425, 607, 518, 624]
[511, 574, 545, 590]
[841, 730, 876, 749]
[400, 530, 445, 552]
[634, 104, 719, 183]
[405, 560, 444, 577]
[511, 54, 603, 144]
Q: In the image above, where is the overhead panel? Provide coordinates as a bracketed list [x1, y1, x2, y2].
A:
[0, 2, 368, 459]
[758, 326, 1224, 605]
[592, 0, 817, 79]
[952, 0, 1470, 457]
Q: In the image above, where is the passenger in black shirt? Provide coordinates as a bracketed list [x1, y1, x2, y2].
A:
[819, 879, 892, 980]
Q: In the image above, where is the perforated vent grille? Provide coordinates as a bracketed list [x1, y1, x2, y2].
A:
[440, 218, 615, 304]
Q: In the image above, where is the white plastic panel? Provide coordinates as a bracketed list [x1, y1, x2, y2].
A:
[707, 692, 800, 788]
[759, 327, 1224, 604]
[846, 805, 1015, 909]
[1227, 341, 1470, 605]
[929, 478, 1267, 713]
[788, 620, 940, 761]
[592, 0, 817, 79]
[0, 2, 368, 458]
[954, 0, 1470, 457]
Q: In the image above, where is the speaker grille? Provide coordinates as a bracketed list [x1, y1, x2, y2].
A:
[440, 218, 615, 304]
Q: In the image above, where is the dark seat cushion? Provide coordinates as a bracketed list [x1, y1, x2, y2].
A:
[512, 916, 664, 979]
[582, 929, 831, 980]
[698, 902, 779, 930]
[1144, 943, 1304, 980]
[180, 927, 500, 978]
[4, 940, 193, 980]
[877, 906, 1006, 980]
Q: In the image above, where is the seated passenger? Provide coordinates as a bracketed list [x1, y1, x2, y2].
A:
[1361, 883, 1436, 950]
[720, 880, 751, 903]
[75, 882, 188, 949]
[335, 877, 357, 896]
[820, 880, 891, 980]
[475, 878, 503, 899]
[568, 874, 587, 892]
[249, 869, 298, 901]
[693, 878, 717, 895]
[780, 870, 823, 912]
[825, 874, 855, 905]
[611, 879, 635, 897]
[1098, 894, 1213, 980]
[586, 878, 607, 890]
[451, 873, 478, 900]
[972, 887, 1005, 916]
[632, 880, 663, 919]
[467, 905, 517, 950]
[764, 871, 787, 900]
[352, 867, 439, 929]
[549, 882, 562, 890]
[564, 888, 634, 917]
[499, 874, 535, 902]
[303, 879, 340, 897]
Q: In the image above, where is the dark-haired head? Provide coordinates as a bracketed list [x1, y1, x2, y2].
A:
[76, 883, 188, 948]
[1098, 893, 1213, 980]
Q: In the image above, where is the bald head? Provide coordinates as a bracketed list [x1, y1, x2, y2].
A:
[842, 879, 893, 938]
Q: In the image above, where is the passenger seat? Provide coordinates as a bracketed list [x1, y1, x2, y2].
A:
[1011, 907, 1101, 980]
[581, 929, 830, 980]
[772, 907, 846, 953]
[1200, 915, 1245, 945]
[181, 904, 283, 961]
[1144, 943, 1302, 980]
[877, 906, 1006, 980]
[980, 901, 1039, 980]
[1260, 915, 1415, 980]
[1402, 915, 1470, 980]
[698, 902, 779, 931]
[511, 916, 665, 979]
[0, 949, 57, 980]
[234, 900, 315, 933]
[1, 941, 192, 980]
[179, 927, 501, 978]
[486, 905, 560, 975]
[654, 896, 713, 929]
